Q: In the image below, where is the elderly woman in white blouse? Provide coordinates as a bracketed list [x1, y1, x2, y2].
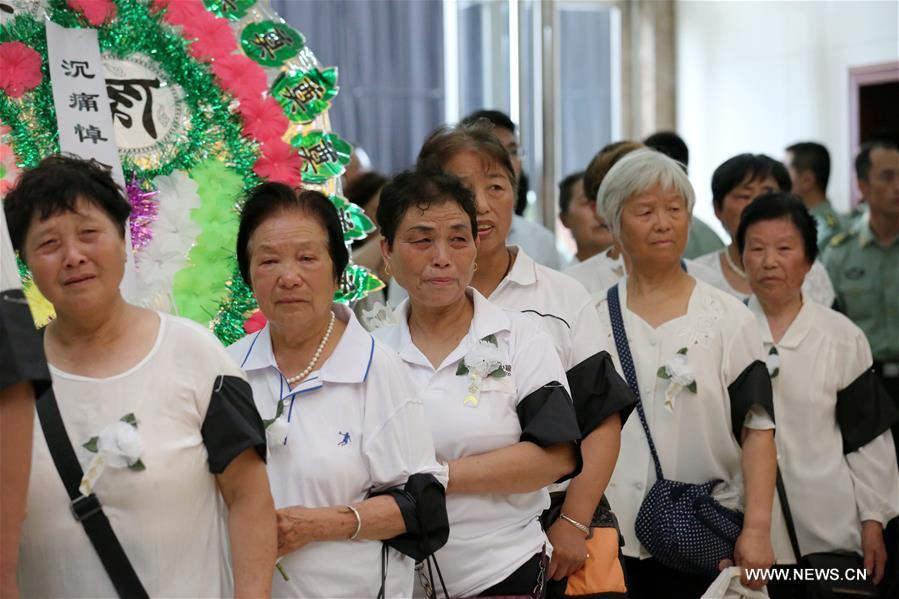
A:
[739, 192, 899, 597]
[374, 168, 581, 598]
[593, 149, 777, 598]
[227, 183, 448, 598]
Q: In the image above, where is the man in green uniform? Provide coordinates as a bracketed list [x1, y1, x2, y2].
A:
[786, 141, 845, 248]
[825, 140, 899, 596]
[824, 140, 899, 451]
[644, 131, 725, 259]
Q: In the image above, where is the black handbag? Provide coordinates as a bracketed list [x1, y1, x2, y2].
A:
[775, 469, 880, 598]
[35, 386, 149, 599]
[606, 284, 744, 577]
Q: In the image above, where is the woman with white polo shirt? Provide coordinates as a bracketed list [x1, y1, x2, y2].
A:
[738, 193, 899, 597]
[593, 149, 778, 599]
[374, 168, 581, 598]
[227, 183, 448, 598]
[414, 123, 635, 596]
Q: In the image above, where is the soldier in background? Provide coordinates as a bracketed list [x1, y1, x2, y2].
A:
[785, 141, 845, 248]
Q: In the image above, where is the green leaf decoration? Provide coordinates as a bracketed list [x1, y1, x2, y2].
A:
[657, 366, 671, 379]
[330, 195, 376, 241]
[83, 437, 99, 453]
[294, 130, 353, 184]
[240, 20, 304, 67]
[770, 368, 780, 379]
[273, 67, 339, 124]
[129, 459, 146, 472]
[483, 334, 497, 345]
[334, 264, 384, 304]
[120, 413, 138, 427]
[203, 0, 257, 20]
[488, 367, 508, 379]
[686, 381, 697, 394]
[456, 362, 469, 376]
[677, 347, 688, 355]
[768, 346, 779, 356]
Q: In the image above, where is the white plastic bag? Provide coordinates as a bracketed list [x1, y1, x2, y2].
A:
[702, 567, 769, 599]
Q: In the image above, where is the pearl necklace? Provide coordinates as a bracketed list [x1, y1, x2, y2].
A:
[285, 312, 335, 386]
[722, 247, 746, 278]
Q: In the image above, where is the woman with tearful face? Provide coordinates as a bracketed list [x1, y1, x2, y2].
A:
[374, 168, 581, 598]
[5, 155, 276, 598]
[739, 193, 899, 598]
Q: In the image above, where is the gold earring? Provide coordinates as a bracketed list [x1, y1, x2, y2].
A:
[473, 262, 478, 272]
[384, 262, 391, 276]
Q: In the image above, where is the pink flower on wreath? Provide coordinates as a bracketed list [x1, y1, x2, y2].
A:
[185, 15, 237, 63]
[238, 96, 289, 144]
[160, 0, 208, 27]
[0, 42, 43, 98]
[67, 0, 117, 26]
[253, 138, 303, 187]
[211, 54, 268, 102]
[243, 310, 267, 334]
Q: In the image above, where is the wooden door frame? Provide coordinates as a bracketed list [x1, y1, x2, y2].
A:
[848, 61, 899, 205]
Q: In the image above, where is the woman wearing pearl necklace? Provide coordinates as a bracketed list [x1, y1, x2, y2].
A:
[227, 183, 448, 598]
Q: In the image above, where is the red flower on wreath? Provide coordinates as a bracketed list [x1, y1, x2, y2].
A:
[238, 96, 289, 144]
[185, 15, 237, 63]
[211, 54, 268, 102]
[67, 0, 117, 26]
[0, 42, 43, 98]
[253, 138, 303, 187]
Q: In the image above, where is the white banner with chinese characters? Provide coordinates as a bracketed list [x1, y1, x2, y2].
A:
[45, 20, 137, 300]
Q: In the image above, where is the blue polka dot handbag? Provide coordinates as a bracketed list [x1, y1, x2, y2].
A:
[607, 285, 743, 577]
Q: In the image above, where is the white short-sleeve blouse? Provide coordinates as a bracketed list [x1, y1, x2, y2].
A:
[747, 297, 899, 562]
[18, 313, 263, 598]
[595, 278, 775, 559]
[227, 304, 445, 598]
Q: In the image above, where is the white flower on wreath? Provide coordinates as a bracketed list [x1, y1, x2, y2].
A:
[360, 301, 398, 331]
[766, 346, 780, 379]
[80, 413, 145, 496]
[456, 335, 511, 407]
[657, 347, 697, 412]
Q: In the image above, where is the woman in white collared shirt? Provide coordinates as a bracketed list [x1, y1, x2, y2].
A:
[592, 149, 778, 598]
[373, 168, 581, 598]
[226, 183, 448, 598]
[738, 192, 899, 596]
[694, 153, 835, 306]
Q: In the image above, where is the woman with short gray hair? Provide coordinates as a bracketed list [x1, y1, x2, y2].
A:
[592, 149, 778, 598]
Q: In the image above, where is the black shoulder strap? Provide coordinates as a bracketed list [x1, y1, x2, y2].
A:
[774, 468, 803, 562]
[36, 387, 149, 599]
[606, 284, 665, 481]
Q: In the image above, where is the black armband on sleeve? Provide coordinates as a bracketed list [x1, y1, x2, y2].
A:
[201, 375, 266, 473]
[0, 289, 50, 396]
[517, 382, 582, 482]
[837, 368, 899, 454]
[727, 360, 774, 444]
[371, 473, 449, 561]
[566, 350, 636, 435]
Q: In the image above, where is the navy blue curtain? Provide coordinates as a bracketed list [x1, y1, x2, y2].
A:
[270, 0, 446, 175]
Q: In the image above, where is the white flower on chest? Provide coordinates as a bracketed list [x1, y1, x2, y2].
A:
[79, 413, 145, 496]
[456, 335, 512, 407]
[657, 347, 697, 411]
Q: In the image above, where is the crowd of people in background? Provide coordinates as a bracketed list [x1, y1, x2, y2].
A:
[2, 107, 898, 599]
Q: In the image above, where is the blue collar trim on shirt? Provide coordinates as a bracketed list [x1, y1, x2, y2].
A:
[240, 330, 263, 368]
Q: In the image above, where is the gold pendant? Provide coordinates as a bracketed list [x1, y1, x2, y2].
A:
[463, 395, 479, 407]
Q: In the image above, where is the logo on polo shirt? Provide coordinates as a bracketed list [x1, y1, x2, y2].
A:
[337, 431, 352, 446]
[845, 266, 865, 280]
